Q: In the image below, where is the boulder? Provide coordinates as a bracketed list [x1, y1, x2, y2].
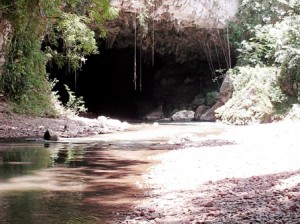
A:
[218, 74, 234, 104]
[43, 129, 59, 141]
[200, 101, 224, 121]
[200, 74, 234, 121]
[171, 110, 195, 121]
[194, 105, 209, 120]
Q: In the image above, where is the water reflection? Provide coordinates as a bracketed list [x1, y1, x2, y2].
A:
[1, 191, 98, 224]
[0, 147, 51, 180]
[0, 143, 152, 224]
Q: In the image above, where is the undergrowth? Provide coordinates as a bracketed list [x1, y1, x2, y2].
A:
[215, 66, 292, 124]
[0, 0, 116, 117]
[216, 0, 300, 124]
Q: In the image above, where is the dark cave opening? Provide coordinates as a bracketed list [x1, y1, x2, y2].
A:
[49, 45, 165, 120]
[49, 41, 233, 121]
[77, 46, 165, 119]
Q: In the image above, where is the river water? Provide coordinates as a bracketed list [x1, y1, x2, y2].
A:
[0, 122, 226, 224]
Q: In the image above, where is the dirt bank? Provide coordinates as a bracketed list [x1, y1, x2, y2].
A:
[0, 100, 129, 140]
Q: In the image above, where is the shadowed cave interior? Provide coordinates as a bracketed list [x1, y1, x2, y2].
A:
[49, 42, 227, 121]
[50, 45, 163, 120]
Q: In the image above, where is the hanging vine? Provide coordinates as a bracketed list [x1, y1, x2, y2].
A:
[140, 35, 142, 91]
[151, 0, 155, 66]
[199, 0, 234, 90]
[133, 10, 137, 90]
[132, 0, 156, 91]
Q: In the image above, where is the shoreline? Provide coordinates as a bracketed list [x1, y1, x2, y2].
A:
[0, 101, 130, 140]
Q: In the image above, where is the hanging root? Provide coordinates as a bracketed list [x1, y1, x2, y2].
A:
[134, 10, 137, 90]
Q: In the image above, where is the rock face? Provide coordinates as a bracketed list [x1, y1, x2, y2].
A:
[110, 0, 239, 28]
[135, 63, 233, 121]
[194, 105, 210, 120]
[199, 74, 234, 121]
[215, 67, 283, 124]
[152, 62, 208, 115]
[105, 0, 239, 63]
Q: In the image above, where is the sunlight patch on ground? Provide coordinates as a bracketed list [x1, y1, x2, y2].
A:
[272, 174, 300, 191]
[145, 141, 300, 193]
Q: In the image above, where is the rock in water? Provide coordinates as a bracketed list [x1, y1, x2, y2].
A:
[43, 129, 59, 141]
[43, 130, 51, 140]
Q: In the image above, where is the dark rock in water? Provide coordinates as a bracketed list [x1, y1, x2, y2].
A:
[43, 129, 59, 141]
[43, 130, 51, 140]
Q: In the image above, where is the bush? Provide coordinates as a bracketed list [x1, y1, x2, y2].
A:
[219, 0, 300, 123]
[215, 66, 290, 124]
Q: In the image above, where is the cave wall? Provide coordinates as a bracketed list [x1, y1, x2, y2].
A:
[110, 0, 239, 29]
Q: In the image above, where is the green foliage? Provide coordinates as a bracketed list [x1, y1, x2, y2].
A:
[43, 0, 118, 70]
[228, 0, 299, 49]
[49, 79, 87, 116]
[235, 24, 277, 66]
[0, 0, 56, 116]
[271, 15, 300, 98]
[205, 91, 218, 106]
[64, 84, 87, 115]
[0, 0, 117, 116]
[221, 0, 300, 123]
[45, 13, 98, 71]
[215, 66, 290, 124]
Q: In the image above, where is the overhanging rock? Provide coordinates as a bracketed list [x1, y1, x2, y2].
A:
[111, 0, 239, 29]
[105, 0, 240, 63]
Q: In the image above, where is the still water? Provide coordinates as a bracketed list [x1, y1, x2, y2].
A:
[0, 122, 226, 224]
[0, 142, 159, 224]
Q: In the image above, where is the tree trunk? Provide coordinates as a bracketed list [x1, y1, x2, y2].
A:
[0, 19, 13, 77]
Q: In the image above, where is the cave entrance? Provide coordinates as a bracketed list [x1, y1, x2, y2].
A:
[50, 45, 165, 120]
[49, 41, 232, 121]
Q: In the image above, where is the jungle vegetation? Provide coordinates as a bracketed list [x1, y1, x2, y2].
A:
[216, 0, 300, 124]
[0, 0, 117, 116]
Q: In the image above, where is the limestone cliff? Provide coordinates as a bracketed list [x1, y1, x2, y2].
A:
[105, 0, 239, 63]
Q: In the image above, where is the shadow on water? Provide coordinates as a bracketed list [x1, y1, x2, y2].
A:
[0, 143, 158, 224]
